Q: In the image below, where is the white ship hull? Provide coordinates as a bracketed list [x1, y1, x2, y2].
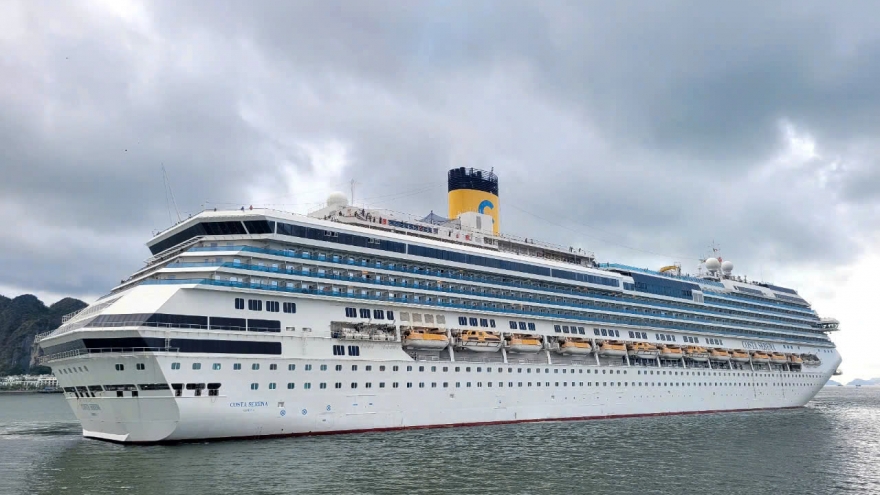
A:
[54, 348, 840, 444]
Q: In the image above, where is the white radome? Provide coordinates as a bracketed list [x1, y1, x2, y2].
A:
[705, 257, 721, 271]
[327, 191, 349, 207]
[721, 260, 734, 274]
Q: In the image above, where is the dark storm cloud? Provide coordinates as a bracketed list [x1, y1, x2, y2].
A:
[2, 0, 880, 299]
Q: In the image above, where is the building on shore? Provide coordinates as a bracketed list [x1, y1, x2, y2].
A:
[0, 374, 58, 390]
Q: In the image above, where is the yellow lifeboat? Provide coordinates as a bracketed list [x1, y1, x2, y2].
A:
[506, 334, 543, 353]
[684, 346, 709, 362]
[659, 345, 683, 359]
[788, 354, 803, 365]
[770, 352, 788, 364]
[730, 350, 750, 363]
[455, 330, 502, 353]
[751, 351, 771, 363]
[402, 328, 449, 350]
[559, 337, 593, 355]
[627, 342, 659, 359]
[708, 348, 731, 362]
[598, 340, 627, 357]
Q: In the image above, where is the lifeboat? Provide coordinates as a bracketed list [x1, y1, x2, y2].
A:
[627, 342, 659, 359]
[455, 330, 502, 353]
[770, 352, 788, 364]
[659, 345, 683, 360]
[802, 354, 821, 366]
[506, 334, 543, 353]
[751, 351, 771, 363]
[730, 350, 750, 363]
[402, 328, 449, 350]
[558, 337, 593, 355]
[708, 349, 731, 362]
[598, 340, 627, 357]
[788, 354, 803, 365]
[684, 346, 709, 362]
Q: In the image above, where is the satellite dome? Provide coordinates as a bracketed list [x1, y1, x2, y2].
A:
[705, 258, 721, 272]
[327, 191, 349, 207]
[721, 260, 734, 274]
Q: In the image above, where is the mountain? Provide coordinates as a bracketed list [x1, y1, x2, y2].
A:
[847, 378, 880, 387]
[0, 294, 87, 375]
[825, 380, 842, 387]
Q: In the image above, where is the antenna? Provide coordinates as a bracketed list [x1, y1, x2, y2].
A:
[162, 165, 182, 223]
[350, 179, 359, 206]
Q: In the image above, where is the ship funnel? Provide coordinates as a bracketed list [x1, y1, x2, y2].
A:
[447, 167, 499, 234]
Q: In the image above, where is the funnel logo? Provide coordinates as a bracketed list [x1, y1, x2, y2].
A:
[478, 199, 494, 214]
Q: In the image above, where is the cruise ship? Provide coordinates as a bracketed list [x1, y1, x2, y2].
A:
[34, 168, 842, 443]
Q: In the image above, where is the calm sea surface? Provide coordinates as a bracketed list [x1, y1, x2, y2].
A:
[0, 388, 878, 495]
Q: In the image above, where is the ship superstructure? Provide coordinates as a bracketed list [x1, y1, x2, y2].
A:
[35, 168, 842, 443]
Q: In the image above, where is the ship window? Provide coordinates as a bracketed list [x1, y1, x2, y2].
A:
[489, 319, 496, 328]
[269, 383, 277, 390]
[601, 329, 607, 336]
[288, 364, 295, 371]
[115, 364, 124, 371]
[212, 363, 221, 370]
[562, 326, 570, 334]
[387, 311, 394, 320]
[345, 307, 356, 318]
[135, 363, 145, 370]
[333, 345, 345, 356]
[578, 327, 585, 334]
[518, 322, 527, 330]
[266, 301, 280, 313]
[252, 364, 260, 370]
[171, 363, 180, 370]
[359, 308, 370, 318]
[528, 323, 536, 331]
[469, 317, 478, 326]
[250, 383, 258, 390]
[351, 383, 358, 389]
[192, 363, 201, 370]
[509, 321, 518, 329]
[248, 299, 262, 311]
[459, 317, 468, 326]
[629, 331, 634, 338]
[287, 383, 295, 389]
[247, 319, 281, 333]
[348, 346, 361, 356]
[234, 363, 242, 370]
[234, 298, 245, 310]
[304, 383, 311, 389]
[270, 364, 277, 370]
[554, 325, 561, 333]
[479, 318, 489, 327]
[283, 302, 297, 314]
[373, 309, 385, 320]
[407, 383, 413, 388]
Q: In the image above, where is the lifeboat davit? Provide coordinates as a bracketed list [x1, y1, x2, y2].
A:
[684, 346, 709, 362]
[558, 337, 593, 355]
[770, 353, 788, 364]
[730, 350, 750, 363]
[455, 330, 502, 353]
[709, 349, 731, 362]
[598, 340, 627, 357]
[627, 342, 659, 359]
[751, 351, 771, 363]
[659, 345, 683, 359]
[788, 354, 803, 365]
[402, 328, 449, 350]
[506, 334, 543, 353]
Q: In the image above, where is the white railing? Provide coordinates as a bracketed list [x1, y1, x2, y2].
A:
[61, 309, 83, 323]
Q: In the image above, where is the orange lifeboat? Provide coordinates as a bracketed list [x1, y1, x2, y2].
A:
[598, 340, 627, 357]
[559, 337, 593, 355]
[402, 328, 449, 350]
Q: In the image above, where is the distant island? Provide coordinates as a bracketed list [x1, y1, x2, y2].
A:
[846, 377, 880, 387]
[0, 294, 87, 376]
[825, 380, 842, 387]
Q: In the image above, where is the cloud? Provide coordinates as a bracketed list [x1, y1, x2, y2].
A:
[1, 0, 878, 377]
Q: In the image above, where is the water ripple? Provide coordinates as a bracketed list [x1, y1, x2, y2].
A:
[0, 389, 877, 495]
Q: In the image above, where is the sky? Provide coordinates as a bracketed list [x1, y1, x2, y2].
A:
[0, 0, 876, 382]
